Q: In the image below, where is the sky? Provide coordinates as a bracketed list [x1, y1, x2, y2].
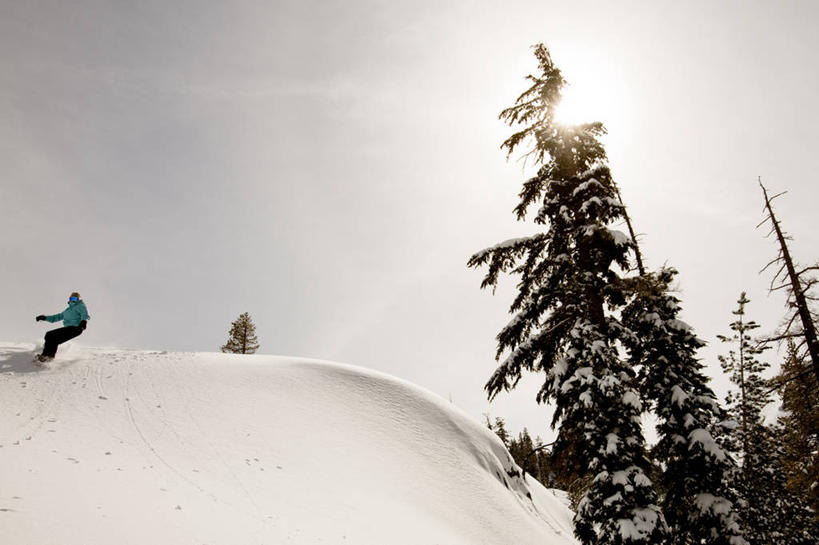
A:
[3, 0, 819, 440]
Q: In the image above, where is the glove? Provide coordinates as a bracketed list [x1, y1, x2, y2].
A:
[79, 320, 87, 330]
[36, 315, 46, 322]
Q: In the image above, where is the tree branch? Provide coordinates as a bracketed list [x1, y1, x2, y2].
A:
[765, 368, 815, 395]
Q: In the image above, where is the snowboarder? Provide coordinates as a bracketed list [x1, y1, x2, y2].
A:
[35, 292, 90, 363]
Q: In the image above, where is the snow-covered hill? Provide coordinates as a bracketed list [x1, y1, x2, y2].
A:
[0, 342, 576, 545]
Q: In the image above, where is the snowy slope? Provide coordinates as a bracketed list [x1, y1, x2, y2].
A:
[0, 342, 576, 545]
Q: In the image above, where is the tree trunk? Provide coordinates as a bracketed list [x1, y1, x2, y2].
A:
[760, 182, 819, 385]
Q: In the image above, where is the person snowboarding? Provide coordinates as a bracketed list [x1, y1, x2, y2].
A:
[35, 292, 90, 363]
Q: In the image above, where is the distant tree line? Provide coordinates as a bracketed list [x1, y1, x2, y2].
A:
[484, 416, 557, 487]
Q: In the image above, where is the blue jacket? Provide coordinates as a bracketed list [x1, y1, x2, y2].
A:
[45, 301, 90, 327]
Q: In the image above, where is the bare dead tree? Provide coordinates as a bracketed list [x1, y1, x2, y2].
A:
[757, 179, 819, 385]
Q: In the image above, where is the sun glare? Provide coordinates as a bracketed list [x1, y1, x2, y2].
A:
[553, 83, 607, 126]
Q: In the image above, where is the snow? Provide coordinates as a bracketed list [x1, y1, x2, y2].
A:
[571, 178, 604, 196]
[616, 519, 644, 541]
[550, 356, 569, 389]
[614, 506, 662, 541]
[606, 433, 620, 454]
[606, 229, 631, 247]
[688, 428, 727, 462]
[629, 507, 661, 537]
[474, 236, 534, 260]
[720, 418, 739, 430]
[642, 312, 663, 327]
[612, 470, 629, 486]
[666, 319, 694, 333]
[633, 471, 653, 487]
[693, 493, 732, 516]
[487, 236, 532, 251]
[670, 384, 689, 406]
[580, 197, 603, 213]
[603, 492, 623, 506]
[0, 342, 577, 545]
[622, 390, 642, 410]
[593, 470, 609, 483]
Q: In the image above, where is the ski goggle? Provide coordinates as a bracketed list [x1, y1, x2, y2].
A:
[68, 296, 79, 302]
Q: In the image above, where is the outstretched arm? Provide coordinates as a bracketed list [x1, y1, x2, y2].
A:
[44, 311, 65, 323]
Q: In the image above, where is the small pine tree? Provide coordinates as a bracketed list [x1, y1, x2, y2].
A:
[221, 312, 260, 354]
[485, 415, 511, 446]
[717, 292, 770, 458]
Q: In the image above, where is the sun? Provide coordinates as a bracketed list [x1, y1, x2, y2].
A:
[552, 83, 607, 126]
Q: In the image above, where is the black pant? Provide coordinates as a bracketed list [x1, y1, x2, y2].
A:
[42, 326, 83, 358]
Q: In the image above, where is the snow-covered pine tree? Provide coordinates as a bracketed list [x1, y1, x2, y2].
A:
[221, 312, 260, 354]
[468, 44, 666, 545]
[622, 269, 744, 545]
[718, 294, 818, 545]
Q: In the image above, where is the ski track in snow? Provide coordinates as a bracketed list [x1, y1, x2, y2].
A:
[0, 343, 577, 545]
[122, 356, 218, 503]
[165, 357, 266, 520]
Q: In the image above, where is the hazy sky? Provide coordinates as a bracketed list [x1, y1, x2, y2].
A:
[3, 0, 818, 439]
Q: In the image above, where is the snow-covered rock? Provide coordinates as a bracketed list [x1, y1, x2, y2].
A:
[0, 342, 576, 545]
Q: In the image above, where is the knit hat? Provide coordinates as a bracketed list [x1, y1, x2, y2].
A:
[70, 292, 81, 300]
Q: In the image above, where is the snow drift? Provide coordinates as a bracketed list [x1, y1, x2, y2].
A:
[0, 342, 576, 544]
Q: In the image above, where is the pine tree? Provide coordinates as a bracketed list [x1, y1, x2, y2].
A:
[622, 270, 744, 545]
[508, 427, 535, 469]
[775, 341, 819, 519]
[221, 312, 260, 354]
[741, 423, 819, 545]
[717, 293, 770, 458]
[718, 295, 818, 545]
[485, 415, 511, 446]
[468, 44, 665, 545]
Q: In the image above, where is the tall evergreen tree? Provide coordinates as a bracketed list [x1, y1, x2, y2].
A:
[469, 44, 665, 545]
[221, 312, 260, 354]
[622, 270, 744, 545]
